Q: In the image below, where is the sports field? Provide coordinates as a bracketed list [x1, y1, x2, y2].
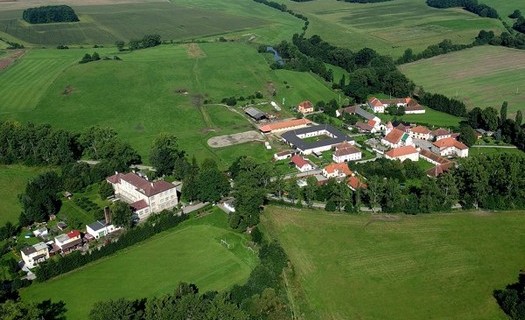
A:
[262, 206, 525, 319]
[22, 210, 257, 319]
[0, 165, 49, 225]
[0, 43, 337, 165]
[0, 0, 301, 46]
[380, 107, 463, 128]
[400, 46, 525, 116]
[285, 0, 505, 57]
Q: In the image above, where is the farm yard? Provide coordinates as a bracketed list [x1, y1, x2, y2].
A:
[0, 0, 302, 46]
[284, 0, 505, 58]
[400, 46, 525, 116]
[0, 165, 49, 225]
[0, 42, 338, 166]
[21, 210, 258, 319]
[262, 206, 525, 320]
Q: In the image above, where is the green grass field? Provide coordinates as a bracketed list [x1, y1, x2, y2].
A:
[22, 210, 257, 319]
[284, 0, 504, 57]
[0, 0, 302, 46]
[262, 206, 525, 320]
[400, 46, 525, 116]
[0, 165, 48, 225]
[379, 106, 463, 128]
[470, 147, 524, 156]
[0, 43, 338, 166]
[483, 0, 525, 22]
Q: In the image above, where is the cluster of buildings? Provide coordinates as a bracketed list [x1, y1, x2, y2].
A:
[367, 96, 425, 114]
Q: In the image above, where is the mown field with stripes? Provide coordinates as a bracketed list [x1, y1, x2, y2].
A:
[262, 206, 525, 320]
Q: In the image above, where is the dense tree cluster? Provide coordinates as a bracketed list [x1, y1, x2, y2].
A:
[419, 92, 467, 117]
[18, 172, 62, 226]
[182, 158, 230, 203]
[474, 29, 525, 49]
[22, 5, 79, 24]
[272, 34, 414, 102]
[78, 126, 140, 165]
[89, 282, 248, 320]
[509, 10, 525, 34]
[228, 157, 271, 230]
[129, 34, 162, 50]
[494, 272, 525, 320]
[397, 40, 473, 64]
[0, 299, 66, 320]
[79, 52, 101, 64]
[426, 0, 498, 19]
[35, 211, 188, 281]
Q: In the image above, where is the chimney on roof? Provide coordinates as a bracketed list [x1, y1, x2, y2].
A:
[150, 182, 154, 188]
[104, 206, 111, 225]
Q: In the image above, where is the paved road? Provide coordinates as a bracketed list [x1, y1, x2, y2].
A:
[472, 144, 517, 149]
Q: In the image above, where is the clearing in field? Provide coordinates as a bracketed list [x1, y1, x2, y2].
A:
[262, 206, 525, 319]
[207, 130, 263, 148]
[285, 0, 505, 57]
[0, 165, 49, 225]
[0, 43, 338, 166]
[21, 210, 258, 319]
[400, 46, 525, 116]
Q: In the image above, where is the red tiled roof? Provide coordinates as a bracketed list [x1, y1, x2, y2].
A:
[410, 126, 431, 134]
[298, 100, 313, 111]
[67, 230, 80, 239]
[368, 119, 376, 127]
[291, 155, 309, 168]
[384, 128, 405, 144]
[355, 122, 374, 132]
[108, 172, 175, 197]
[385, 146, 418, 158]
[334, 143, 360, 156]
[426, 162, 455, 178]
[339, 105, 357, 115]
[347, 176, 367, 190]
[433, 137, 468, 150]
[405, 102, 424, 111]
[259, 118, 311, 133]
[131, 199, 148, 211]
[432, 128, 450, 137]
[368, 97, 383, 108]
[324, 163, 352, 176]
[419, 149, 451, 165]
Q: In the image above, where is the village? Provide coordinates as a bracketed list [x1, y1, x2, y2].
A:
[18, 95, 480, 274]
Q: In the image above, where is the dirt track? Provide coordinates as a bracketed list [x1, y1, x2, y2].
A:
[0, 50, 25, 71]
[207, 130, 264, 148]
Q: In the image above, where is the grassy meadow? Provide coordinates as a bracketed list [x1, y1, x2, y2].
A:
[380, 106, 463, 128]
[284, 0, 504, 57]
[470, 147, 524, 156]
[0, 0, 302, 46]
[400, 46, 525, 116]
[22, 210, 258, 319]
[262, 206, 525, 320]
[0, 43, 338, 166]
[0, 165, 49, 225]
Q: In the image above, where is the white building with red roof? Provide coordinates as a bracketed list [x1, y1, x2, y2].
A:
[381, 128, 413, 148]
[297, 100, 314, 114]
[409, 126, 432, 140]
[290, 155, 314, 172]
[384, 146, 419, 162]
[54, 230, 82, 253]
[333, 142, 362, 163]
[322, 163, 353, 179]
[367, 97, 386, 113]
[431, 137, 469, 158]
[347, 176, 367, 191]
[107, 172, 178, 220]
[431, 128, 452, 141]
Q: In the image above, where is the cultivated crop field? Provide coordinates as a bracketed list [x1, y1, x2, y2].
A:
[262, 206, 525, 320]
[22, 210, 258, 319]
[0, 43, 337, 165]
[400, 46, 525, 116]
[285, 0, 505, 57]
[0, 0, 302, 46]
[0, 165, 49, 225]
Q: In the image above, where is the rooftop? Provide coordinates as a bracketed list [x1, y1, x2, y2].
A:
[245, 107, 265, 120]
[433, 137, 468, 150]
[259, 118, 311, 133]
[291, 154, 310, 168]
[348, 176, 367, 190]
[432, 128, 450, 136]
[383, 128, 407, 144]
[385, 146, 418, 158]
[419, 149, 451, 165]
[87, 220, 107, 232]
[334, 143, 361, 156]
[410, 126, 431, 134]
[108, 172, 176, 197]
[281, 124, 353, 151]
[324, 163, 352, 176]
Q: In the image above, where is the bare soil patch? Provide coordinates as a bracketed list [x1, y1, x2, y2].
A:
[185, 43, 206, 59]
[0, 50, 24, 71]
[62, 85, 74, 96]
[207, 130, 263, 148]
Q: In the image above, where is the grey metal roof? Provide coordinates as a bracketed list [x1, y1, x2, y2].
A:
[281, 124, 353, 151]
[245, 107, 265, 120]
[355, 106, 375, 120]
[87, 220, 106, 232]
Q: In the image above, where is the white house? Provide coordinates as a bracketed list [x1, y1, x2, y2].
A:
[86, 221, 119, 240]
[409, 126, 432, 140]
[432, 137, 469, 158]
[322, 163, 353, 178]
[291, 154, 314, 172]
[297, 100, 314, 114]
[432, 128, 452, 141]
[21, 242, 49, 269]
[107, 172, 178, 220]
[367, 97, 386, 113]
[273, 150, 295, 161]
[54, 230, 82, 253]
[384, 146, 419, 162]
[333, 142, 362, 163]
[381, 128, 413, 148]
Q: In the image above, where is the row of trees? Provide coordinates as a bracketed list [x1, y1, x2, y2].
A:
[115, 34, 162, 52]
[426, 0, 499, 19]
[509, 10, 525, 34]
[35, 211, 188, 281]
[22, 5, 79, 24]
[79, 52, 101, 64]
[418, 92, 467, 117]
[396, 39, 473, 64]
[474, 29, 525, 49]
